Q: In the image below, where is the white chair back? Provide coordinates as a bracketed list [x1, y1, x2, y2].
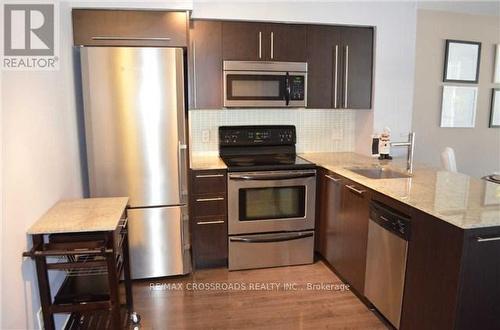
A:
[441, 147, 457, 172]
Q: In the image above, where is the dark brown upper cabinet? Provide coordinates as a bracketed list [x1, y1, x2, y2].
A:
[266, 23, 307, 62]
[306, 25, 373, 109]
[306, 25, 342, 109]
[222, 21, 266, 61]
[222, 21, 306, 62]
[342, 27, 374, 109]
[189, 20, 223, 109]
[72, 10, 188, 47]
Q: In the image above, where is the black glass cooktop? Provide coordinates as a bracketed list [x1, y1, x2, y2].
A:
[218, 126, 316, 172]
[220, 154, 315, 172]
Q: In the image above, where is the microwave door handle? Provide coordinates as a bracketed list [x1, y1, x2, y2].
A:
[285, 72, 291, 106]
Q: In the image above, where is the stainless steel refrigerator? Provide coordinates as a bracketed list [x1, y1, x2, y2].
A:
[80, 47, 190, 279]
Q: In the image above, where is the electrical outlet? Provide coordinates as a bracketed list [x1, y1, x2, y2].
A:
[202, 130, 210, 143]
[37, 308, 44, 330]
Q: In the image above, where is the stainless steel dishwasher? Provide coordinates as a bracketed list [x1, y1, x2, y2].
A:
[364, 201, 411, 329]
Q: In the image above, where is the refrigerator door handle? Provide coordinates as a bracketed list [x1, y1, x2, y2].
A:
[178, 141, 188, 203]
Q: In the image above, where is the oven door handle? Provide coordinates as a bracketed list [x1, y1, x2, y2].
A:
[230, 232, 313, 243]
[229, 173, 315, 181]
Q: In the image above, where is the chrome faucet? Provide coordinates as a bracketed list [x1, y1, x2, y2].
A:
[391, 132, 416, 175]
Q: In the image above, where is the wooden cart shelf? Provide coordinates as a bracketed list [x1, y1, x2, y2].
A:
[65, 307, 131, 330]
[23, 209, 137, 330]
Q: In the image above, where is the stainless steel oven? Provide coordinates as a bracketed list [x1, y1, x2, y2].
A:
[223, 61, 307, 108]
[227, 169, 316, 270]
[227, 170, 316, 235]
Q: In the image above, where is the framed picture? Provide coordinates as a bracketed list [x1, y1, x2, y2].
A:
[495, 44, 500, 83]
[490, 89, 500, 128]
[440, 85, 478, 128]
[443, 40, 481, 83]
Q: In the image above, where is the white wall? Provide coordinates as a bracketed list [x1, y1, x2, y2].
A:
[412, 9, 500, 177]
[0, 60, 4, 329]
[1, 2, 84, 328]
[192, 1, 418, 156]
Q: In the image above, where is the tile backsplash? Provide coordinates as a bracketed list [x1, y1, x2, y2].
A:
[189, 109, 356, 154]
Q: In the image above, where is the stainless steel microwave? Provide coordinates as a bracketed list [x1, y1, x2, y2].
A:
[223, 61, 307, 108]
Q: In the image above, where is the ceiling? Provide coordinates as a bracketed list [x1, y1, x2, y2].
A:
[417, 0, 500, 16]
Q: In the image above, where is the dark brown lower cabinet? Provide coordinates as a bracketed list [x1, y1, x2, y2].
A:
[316, 169, 370, 294]
[316, 169, 500, 329]
[401, 208, 500, 330]
[338, 179, 371, 294]
[315, 168, 343, 265]
[401, 209, 464, 329]
[191, 219, 228, 269]
[456, 227, 500, 330]
[189, 170, 228, 269]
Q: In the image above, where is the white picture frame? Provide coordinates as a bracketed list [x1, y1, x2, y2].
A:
[443, 40, 481, 83]
[440, 86, 478, 128]
[494, 44, 500, 83]
[490, 89, 500, 128]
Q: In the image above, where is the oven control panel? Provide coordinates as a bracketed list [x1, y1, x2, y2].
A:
[219, 125, 296, 146]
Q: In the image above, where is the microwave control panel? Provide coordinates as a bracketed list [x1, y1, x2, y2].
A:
[219, 126, 296, 146]
[289, 76, 305, 101]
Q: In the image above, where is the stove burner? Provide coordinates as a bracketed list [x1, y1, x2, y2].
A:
[218, 126, 316, 171]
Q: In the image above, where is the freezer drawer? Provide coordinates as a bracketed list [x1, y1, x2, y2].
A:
[127, 206, 190, 279]
[228, 231, 314, 271]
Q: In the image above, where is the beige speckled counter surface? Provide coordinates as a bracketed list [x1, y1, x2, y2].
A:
[190, 152, 227, 170]
[300, 152, 500, 229]
[28, 197, 129, 234]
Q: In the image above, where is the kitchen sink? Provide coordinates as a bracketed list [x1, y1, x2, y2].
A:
[345, 167, 411, 179]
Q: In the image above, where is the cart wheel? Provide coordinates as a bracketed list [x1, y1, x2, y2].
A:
[130, 312, 141, 324]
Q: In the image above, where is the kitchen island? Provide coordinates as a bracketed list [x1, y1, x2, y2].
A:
[300, 152, 500, 330]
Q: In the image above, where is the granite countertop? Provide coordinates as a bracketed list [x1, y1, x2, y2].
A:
[190, 152, 227, 170]
[28, 197, 129, 234]
[300, 152, 500, 230]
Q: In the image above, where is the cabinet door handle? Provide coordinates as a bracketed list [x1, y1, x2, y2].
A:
[195, 174, 224, 178]
[325, 174, 341, 183]
[334, 45, 339, 108]
[197, 220, 225, 225]
[270, 32, 274, 59]
[477, 236, 500, 242]
[344, 45, 349, 108]
[192, 40, 197, 108]
[91, 36, 171, 41]
[196, 197, 224, 202]
[258, 31, 262, 59]
[346, 184, 366, 195]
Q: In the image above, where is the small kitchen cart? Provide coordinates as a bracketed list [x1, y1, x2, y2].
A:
[23, 198, 139, 330]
